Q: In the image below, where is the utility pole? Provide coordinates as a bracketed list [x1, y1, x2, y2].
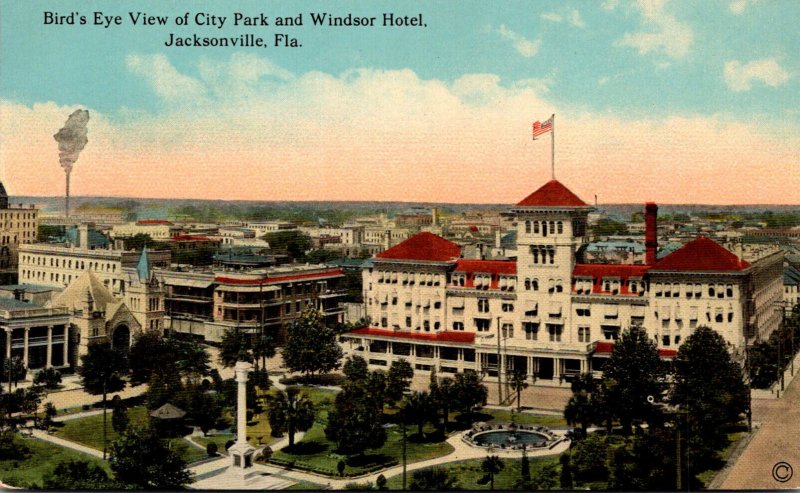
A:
[496, 316, 502, 405]
[402, 417, 407, 490]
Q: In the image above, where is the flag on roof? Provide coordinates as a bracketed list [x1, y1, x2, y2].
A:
[532, 116, 554, 140]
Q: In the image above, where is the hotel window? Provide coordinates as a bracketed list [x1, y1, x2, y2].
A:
[532, 279, 539, 291]
[662, 319, 670, 329]
[694, 284, 702, 298]
[674, 335, 681, 345]
[391, 295, 398, 306]
[478, 299, 489, 313]
[534, 221, 540, 234]
[453, 321, 464, 331]
[547, 324, 562, 342]
[578, 326, 590, 343]
[662, 335, 671, 346]
[531, 247, 539, 264]
[502, 323, 514, 338]
[726, 284, 734, 297]
[708, 285, 715, 297]
[602, 326, 619, 340]
[423, 320, 430, 332]
[556, 280, 564, 293]
[576, 307, 591, 317]
[524, 322, 539, 340]
[524, 278, 531, 290]
[475, 318, 491, 332]
[405, 316, 412, 328]
[502, 303, 514, 312]
[542, 222, 548, 237]
[525, 221, 531, 233]
[381, 317, 388, 328]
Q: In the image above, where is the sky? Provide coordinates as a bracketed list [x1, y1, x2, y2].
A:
[1, 0, 798, 205]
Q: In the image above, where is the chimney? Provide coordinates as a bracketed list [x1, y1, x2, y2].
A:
[77, 223, 90, 249]
[645, 202, 658, 264]
[495, 229, 502, 249]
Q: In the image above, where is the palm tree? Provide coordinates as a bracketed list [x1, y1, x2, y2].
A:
[481, 455, 505, 490]
[267, 389, 315, 449]
[402, 391, 433, 438]
[509, 368, 529, 412]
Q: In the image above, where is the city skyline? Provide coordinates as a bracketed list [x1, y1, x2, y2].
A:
[1, 1, 799, 205]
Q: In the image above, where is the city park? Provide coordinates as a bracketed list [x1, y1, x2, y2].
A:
[1, 305, 798, 490]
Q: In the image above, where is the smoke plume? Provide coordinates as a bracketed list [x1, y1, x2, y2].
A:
[53, 109, 90, 173]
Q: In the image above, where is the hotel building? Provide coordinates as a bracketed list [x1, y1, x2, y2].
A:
[341, 180, 783, 384]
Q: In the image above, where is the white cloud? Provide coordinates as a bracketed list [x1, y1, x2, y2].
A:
[617, 0, 693, 59]
[541, 10, 585, 28]
[602, 0, 619, 10]
[569, 10, 586, 28]
[2, 54, 798, 205]
[541, 12, 562, 23]
[730, 0, 759, 14]
[126, 54, 207, 102]
[497, 24, 541, 58]
[724, 58, 790, 91]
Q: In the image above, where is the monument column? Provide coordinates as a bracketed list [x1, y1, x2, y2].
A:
[228, 360, 255, 472]
[62, 326, 70, 366]
[4, 329, 10, 360]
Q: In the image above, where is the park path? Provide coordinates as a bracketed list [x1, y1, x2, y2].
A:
[28, 428, 105, 459]
[719, 368, 800, 489]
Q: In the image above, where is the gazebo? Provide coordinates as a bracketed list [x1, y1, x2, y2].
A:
[150, 403, 187, 436]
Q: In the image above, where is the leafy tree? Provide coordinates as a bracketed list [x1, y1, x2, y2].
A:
[343, 355, 370, 386]
[509, 368, 529, 411]
[409, 468, 460, 491]
[376, 474, 388, 490]
[43, 459, 118, 490]
[602, 328, 667, 434]
[111, 396, 129, 434]
[671, 326, 748, 468]
[264, 230, 312, 260]
[218, 328, 253, 368]
[2, 357, 27, 392]
[34, 367, 62, 389]
[449, 371, 488, 417]
[481, 455, 504, 490]
[570, 432, 610, 482]
[78, 344, 128, 458]
[146, 369, 183, 410]
[385, 358, 414, 406]
[109, 427, 191, 489]
[42, 401, 58, 432]
[174, 339, 212, 382]
[530, 461, 559, 490]
[282, 307, 343, 378]
[559, 453, 574, 489]
[267, 389, 315, 448]
[251, 332, 277, 372]
[592, 218, 628, 237]
[188, 388, 223, 436]
[325, 384, 386, 455]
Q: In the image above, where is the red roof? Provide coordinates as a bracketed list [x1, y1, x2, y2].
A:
[593, 341, 677, 358]
[215, 268, 344, 285]
[516, 180, 587, 207]
[345, 327, 475, 344]
[136, 219, 174, 225]
[652, 237, 750, 272]
[171, 235, 214, 241]
[376, 232, 461, 262]
[573, 264, 650, 295]
[453, 259, 517, 290]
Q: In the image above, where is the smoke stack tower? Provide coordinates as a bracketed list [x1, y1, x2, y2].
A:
[645, 202, 658, 265]
[54, 110, 90, 218]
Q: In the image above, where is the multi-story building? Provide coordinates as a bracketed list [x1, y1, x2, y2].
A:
[111, 219, 181, 239]
[342, 180, 783, 385]
[0, 181, 38, 276]
[158, 264, 347, 343]
[245, 221, 297, 237]
[1, 291, 71, 370]
[785, 265, 800, 310]
[18, 223, 170, 295]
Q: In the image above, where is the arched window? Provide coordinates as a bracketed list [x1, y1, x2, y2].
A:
[532, 279, 539, 291]
[557, 221, 563, 234]
[524, 278, 531, 290]
[534, 221, 540, 234]
[542, 222, 548, 237]
[525, 221, 531, 233]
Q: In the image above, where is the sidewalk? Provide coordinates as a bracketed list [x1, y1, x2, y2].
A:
[29, 428, 105, 459]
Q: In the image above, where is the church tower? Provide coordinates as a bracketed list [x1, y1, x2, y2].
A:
[125, 246, 166, 333]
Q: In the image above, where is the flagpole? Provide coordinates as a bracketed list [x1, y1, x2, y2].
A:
[551, 114, 555, 180]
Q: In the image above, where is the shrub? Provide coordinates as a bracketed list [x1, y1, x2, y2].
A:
[34, 368, 62, 389]
[225, 440, 235, 451]
[206, 443, 218, 456]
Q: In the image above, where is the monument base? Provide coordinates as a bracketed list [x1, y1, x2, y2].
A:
[228, 441, 256, 474]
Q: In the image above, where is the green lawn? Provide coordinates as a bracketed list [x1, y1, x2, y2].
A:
[0, 435, 111, 489]
[194, 433, 235, 453]
[484, 409, 568, 428]
[384, 456, 561, 490]
[54, 406, 150, 451]
[53, 406, 207, 464]
[696, 430, 748, 487]
[270, 387, 454, 477]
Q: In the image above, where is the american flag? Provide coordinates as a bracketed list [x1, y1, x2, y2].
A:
[532, 116, 553, 139]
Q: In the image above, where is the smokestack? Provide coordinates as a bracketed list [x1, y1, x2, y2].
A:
[54, 110, 90, 218]
[645, 202, 658, 264]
